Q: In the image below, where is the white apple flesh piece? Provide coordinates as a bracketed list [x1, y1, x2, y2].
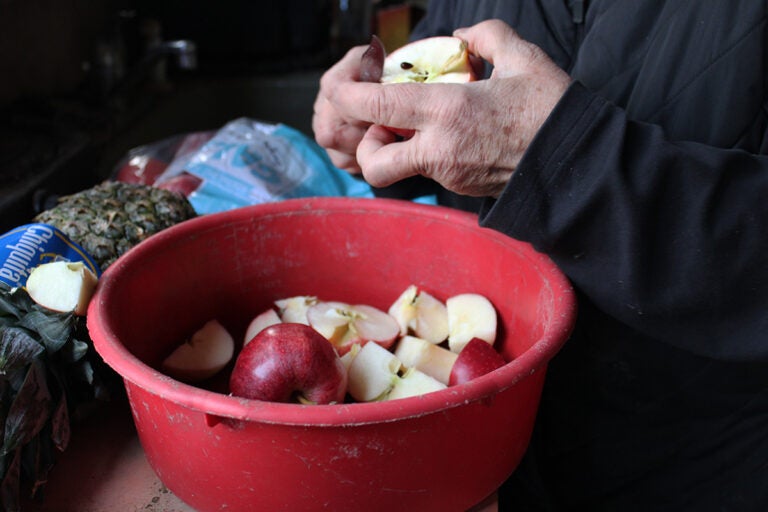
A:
[307, 301, 400, 355]
[229, 323, 348, 405]
[161, 319, 235, 383]
[381, 36, 475, 84]
[447, 293, 498, 353]
[388, 285, 449, 344]
[25, 261, 98, 316]
[275, 295, 317, 324]
[385, 367, 447, 401]
[449, 337, 507, 386]
[347, 341, 402, 402]
[339, 342, 362, 371]
[393, 335, 458, 385]
[360, 35, 477, 139]
[244, 308, 282, 346]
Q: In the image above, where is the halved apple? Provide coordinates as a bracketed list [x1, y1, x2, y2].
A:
[347, 340, 402, 402]
[275, 295, 317, 324]
[393, 335, 457, 385]
[161, 319, 235, 383]
[25, 261, 98, 316]
[381, 36, 476, 84]
[388, 285, 449, 343]
[385, 367, 446, 401]
[307, 301, 400, 355]
[446, 293, 498, 353]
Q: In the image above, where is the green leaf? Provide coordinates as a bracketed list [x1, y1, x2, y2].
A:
[0, 328, 44, 374]
[18, 311, 72, 354]
[2, 363, 51, 456]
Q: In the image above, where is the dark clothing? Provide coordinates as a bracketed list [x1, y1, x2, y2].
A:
[380, 1, 768, 510]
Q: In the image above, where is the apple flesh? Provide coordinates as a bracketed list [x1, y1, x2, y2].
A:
[161, 319, 235, 383]
[244, 308, 282, 346]
[229, 323, 347, 405]
[275, 295, 317, 324]
[360, 35, 477, 138]
[388, 285, 449, 343]
[393, 335, 457, 385]
[385, 367, 446, 401]
[306, 301, 400, 355]
[449, 337, 507, 386]
[25, 261, 98, 316]
[347, 340, 402, 402]
[381, 36, 476, 84]
[447, 293, 498, 353]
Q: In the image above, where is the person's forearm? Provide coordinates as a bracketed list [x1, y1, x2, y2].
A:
[482, 81, 768, 361]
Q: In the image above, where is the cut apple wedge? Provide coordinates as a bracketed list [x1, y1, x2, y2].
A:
[446, 293, 498, 353]
[385, 367, 447, 401]
[449, 337, 506, 386]
[25, 261, 98, 316]
[393, 335, 458, 385]
[347, 341, 402, 402]
[275, 295, 318, 324]
[382, 36, 475, 84]
[244, 308, 282, 346]
[307, 301, 400, 355]
[161, 319, 235, 383]
[388, 285, 449, 344]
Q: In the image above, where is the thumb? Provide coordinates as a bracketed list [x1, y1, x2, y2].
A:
[454, 19, 545, 78]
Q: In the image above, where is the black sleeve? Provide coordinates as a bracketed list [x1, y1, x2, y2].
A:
[480, 81, 768, 361]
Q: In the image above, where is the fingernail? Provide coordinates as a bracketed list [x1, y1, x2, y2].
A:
[453, 27, 467, 38]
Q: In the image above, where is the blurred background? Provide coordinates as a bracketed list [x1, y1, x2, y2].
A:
[0, 0, 426, 231]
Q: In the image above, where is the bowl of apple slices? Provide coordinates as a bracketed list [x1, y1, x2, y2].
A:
[87, 196, 576, 512]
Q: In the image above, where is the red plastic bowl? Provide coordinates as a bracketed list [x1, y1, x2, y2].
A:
[87, 197, 575, 512]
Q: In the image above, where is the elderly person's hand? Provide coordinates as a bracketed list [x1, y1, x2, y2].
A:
[313, 19, 572, 198]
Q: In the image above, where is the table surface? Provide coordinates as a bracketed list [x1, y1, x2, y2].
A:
[21, 399, 498, 512]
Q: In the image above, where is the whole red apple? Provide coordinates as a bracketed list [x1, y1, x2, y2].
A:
[229, 323, 348, 404]
[448, 337, 506, 386]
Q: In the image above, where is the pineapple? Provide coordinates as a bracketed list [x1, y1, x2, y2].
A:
[34, 181, 197, 270]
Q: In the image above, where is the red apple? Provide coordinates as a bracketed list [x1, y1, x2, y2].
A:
[229, 323, 347, 404]
[448, 337, 506, 386]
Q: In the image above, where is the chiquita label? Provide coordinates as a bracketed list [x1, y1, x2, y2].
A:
[0, 223, 100, 288]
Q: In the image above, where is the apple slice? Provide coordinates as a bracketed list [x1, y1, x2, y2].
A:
[385, 367, 447, 401]
[244, 308, 282, 346]
[339, 342, 362, 371]
[446, 293, 498, 353]
[275, 295, 318, 324]
[25, 261, 98, 316]
[393, 335, 458, 385]
[161, 319, 235, 383]
[388, 285, 449, 343]
[347, 341, 402, 402]
[449, 337, 507, 386]
[307, 301, 400, 355]
[381, 36, 476, 84]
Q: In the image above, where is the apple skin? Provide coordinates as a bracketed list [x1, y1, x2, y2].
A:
[448, 337, 506, 386]
[229, 323, 348, 405]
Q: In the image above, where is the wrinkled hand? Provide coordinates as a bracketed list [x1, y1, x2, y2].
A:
[313, 19, 572, 197]
[312, 45, 371, 174]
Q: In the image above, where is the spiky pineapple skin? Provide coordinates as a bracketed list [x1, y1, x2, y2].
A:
[34, 181, 196, 270]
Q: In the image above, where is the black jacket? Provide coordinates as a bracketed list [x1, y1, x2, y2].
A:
[376, 1, 768, 510]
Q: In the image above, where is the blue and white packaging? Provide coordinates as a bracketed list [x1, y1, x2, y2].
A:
[0, 224, 101, 289]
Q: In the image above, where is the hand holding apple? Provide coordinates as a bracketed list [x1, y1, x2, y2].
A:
[322, 19, 571, 198]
